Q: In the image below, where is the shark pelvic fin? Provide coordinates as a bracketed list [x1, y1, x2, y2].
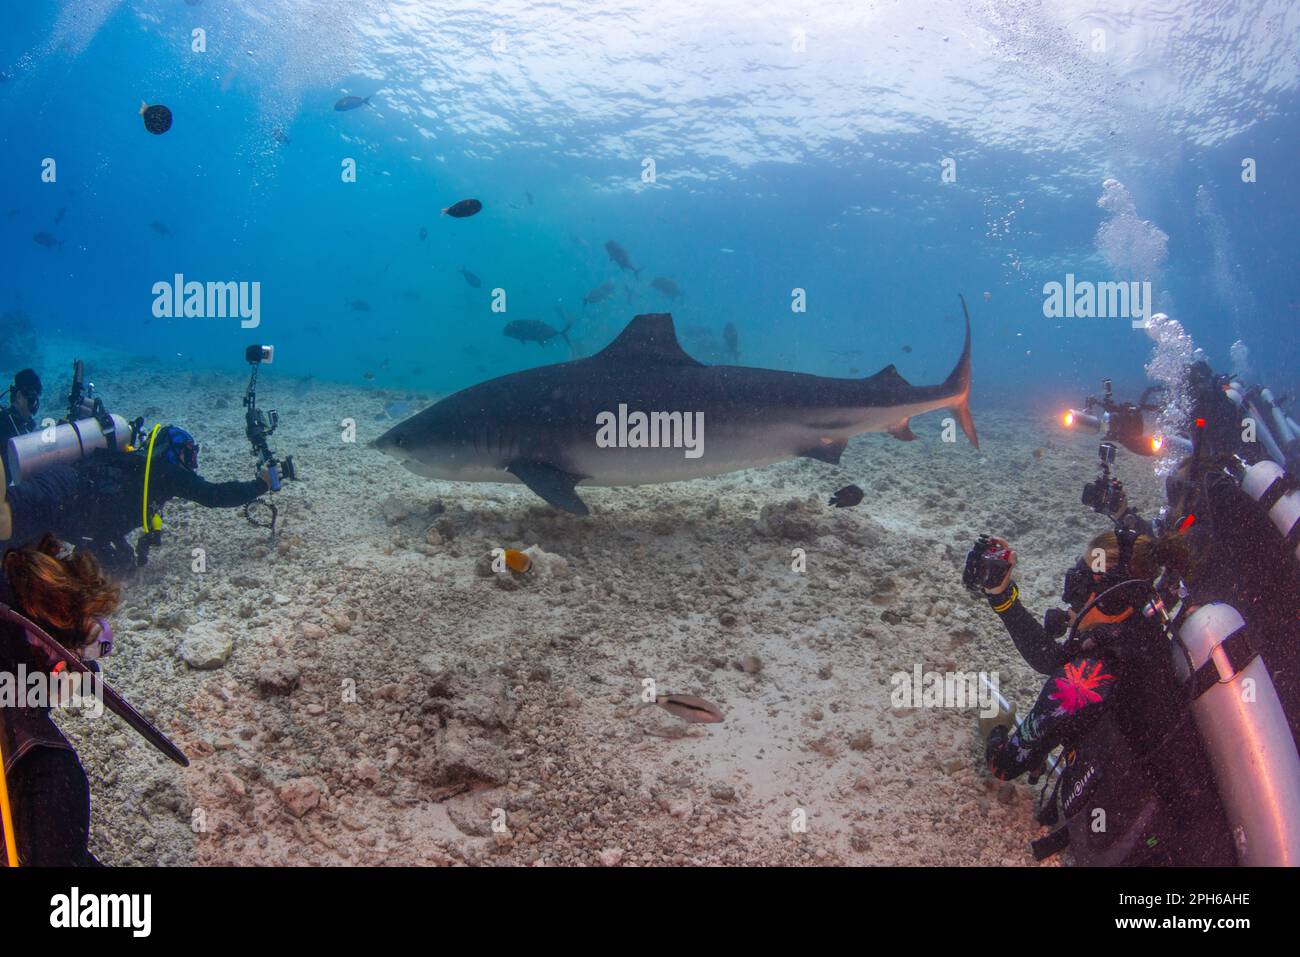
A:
[594, 313, 705, 367]
[506, 460, 590, 516]
[888, 421, 918, 441]
[798, 438, 848, 464]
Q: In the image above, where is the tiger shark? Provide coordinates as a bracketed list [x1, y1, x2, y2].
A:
[373, 297, 977, 515]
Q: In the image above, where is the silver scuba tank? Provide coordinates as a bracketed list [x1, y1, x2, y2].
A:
[1173, 602, 1300, 865]
[1239, 459, 1300, 562]
[4, 414, 132, 485]
[1225, 379, 1293, 467]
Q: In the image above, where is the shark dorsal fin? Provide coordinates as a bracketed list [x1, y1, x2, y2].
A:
[863, 363, 913, 389]
[595, 314, 705, 367]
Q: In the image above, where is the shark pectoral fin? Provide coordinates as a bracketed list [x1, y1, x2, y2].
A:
[798, 438, 847, 464]
[888, 420, 918, 441]
[506, 460, 590, 516]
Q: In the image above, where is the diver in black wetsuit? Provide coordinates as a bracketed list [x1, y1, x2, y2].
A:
[976, 529, 1235, 865]
[0, 535, 121, 866]
[0, 369, 41, 447]
[2, 425, 270, 568]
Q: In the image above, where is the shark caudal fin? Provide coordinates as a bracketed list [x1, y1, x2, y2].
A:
[943, 294, 978, 449]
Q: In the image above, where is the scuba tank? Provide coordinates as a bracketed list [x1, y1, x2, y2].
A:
[3, 413, 132, 485]
[1224, 379, 1295, 468]
[1173, 602, 1300, 865]
[1238, 458, 1300, 561]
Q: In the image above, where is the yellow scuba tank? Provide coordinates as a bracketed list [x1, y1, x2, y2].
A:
[0, 720, 19, 867]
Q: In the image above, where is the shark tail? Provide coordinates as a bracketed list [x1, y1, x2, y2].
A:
[559, 321, 573, 346]
[943, 294, 978, 449]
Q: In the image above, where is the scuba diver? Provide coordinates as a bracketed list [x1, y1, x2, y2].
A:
[2, 424, 272, 569]
[0, 533, 187, 867]
[0, 369, 42, 446]
[967, 528, 1237, 865]
[970, 367, 1300, 865]
[0, 535, 119, 866]
[3, 350, 296, 569]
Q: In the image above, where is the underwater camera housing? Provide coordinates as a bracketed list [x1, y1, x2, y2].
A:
[962, 534, 1012, 592]
[242, 344, 296, 495]
[246, 344, 274, 365]
[1063, 378, 1167, 457]
[1082, 441, 1127, 517]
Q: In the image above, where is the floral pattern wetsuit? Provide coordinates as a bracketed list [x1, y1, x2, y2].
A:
[982, 583, 1120, 780]
[986, 655, 1116, 779]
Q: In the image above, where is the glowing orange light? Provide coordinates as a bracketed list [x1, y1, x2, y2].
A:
[1150, 435, 1163, 453]
[1179, 514, 1197, 531]
[1195, 418, 1206, 429]
[1063, 411, 1074, 427]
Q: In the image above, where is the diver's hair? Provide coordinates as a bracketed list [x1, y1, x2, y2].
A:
[2, 534, 121, 641]
[1085, 529, 1190, 580]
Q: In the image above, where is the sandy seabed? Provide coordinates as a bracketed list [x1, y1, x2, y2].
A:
[38, 356, 1167, 867]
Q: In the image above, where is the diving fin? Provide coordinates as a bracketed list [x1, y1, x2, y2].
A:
[506, 460, 590, 516]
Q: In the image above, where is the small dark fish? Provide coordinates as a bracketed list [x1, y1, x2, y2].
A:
[442, 199, 482, 218]
[504, 320, 570, 347]
[525, 191, 534, 206]
[459, 267, 481, 288]
[140, 102, 172, 134]
[604, 240, 641, 279]
[901, 344, 912, 354]
[32, 232, 62, 249]
[150, 220, 170, 236]
[347, 299, 371, 312]
[334, 95, 371, 111]
[271, 126, 291, 145]
[0, 72, 9, 83]
[583, 280, 614, 307]
[655, 694, 724, 724]
[828, 484, 864, 509]
[418, 226, 427, 241]
[722, 322, 739, 361]
[650, 276, 682, 300]
[54, 207, 66, 224]
[363, 371, 376, 381]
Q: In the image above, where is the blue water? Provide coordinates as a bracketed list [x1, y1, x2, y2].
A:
[2, 0, 1297, 419]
